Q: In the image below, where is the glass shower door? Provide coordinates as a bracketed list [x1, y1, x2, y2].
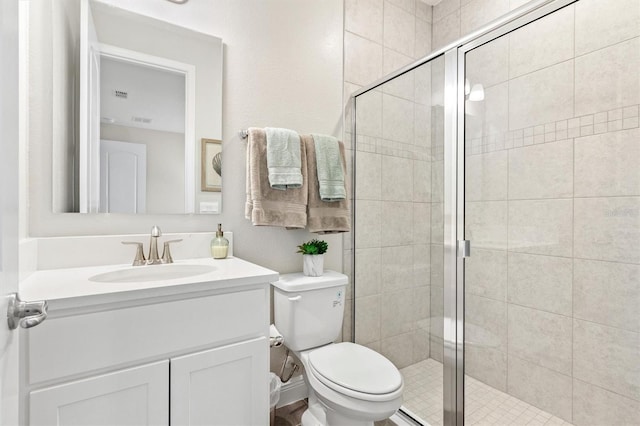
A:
[352, 53, 447, 426]
[462, 1, 640, 424]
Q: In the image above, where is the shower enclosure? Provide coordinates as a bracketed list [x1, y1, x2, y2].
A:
[350, 0, 640, 425]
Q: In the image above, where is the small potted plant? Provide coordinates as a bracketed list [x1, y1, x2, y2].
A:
[297, 239, 328, 277]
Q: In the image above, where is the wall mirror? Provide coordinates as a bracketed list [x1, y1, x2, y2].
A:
[51, 0, 223, 214]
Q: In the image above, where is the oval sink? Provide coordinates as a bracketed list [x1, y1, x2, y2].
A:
[89, 264, 216, 283]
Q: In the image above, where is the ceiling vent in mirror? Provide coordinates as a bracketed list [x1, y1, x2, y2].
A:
[114, 90, 128, 99]
[131, 116, 152, 124]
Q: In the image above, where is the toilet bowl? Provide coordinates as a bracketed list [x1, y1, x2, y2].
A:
[297, 342, 403, 426]
[272, 271, 404, 426]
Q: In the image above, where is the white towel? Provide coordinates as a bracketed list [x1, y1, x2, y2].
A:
[265, 127, 303, 190]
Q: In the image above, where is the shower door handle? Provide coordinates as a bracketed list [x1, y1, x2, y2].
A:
[457, 240, 471, 258]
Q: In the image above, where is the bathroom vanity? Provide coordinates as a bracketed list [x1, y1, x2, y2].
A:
[19, 257, 278, 426]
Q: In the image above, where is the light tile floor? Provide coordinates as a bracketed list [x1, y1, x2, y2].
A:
[274, 399, 308, 426]
[401, 359, 574, 426]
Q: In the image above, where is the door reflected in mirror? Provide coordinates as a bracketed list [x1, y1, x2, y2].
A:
[51, 0, 223, 214]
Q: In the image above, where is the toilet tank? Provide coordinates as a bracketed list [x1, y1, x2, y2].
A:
[272, 271, 348, 351]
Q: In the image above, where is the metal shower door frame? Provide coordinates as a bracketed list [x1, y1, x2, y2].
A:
[443, 47, 463, 426]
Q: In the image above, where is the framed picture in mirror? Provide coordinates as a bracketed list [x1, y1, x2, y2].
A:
[202, 138, 222, 192]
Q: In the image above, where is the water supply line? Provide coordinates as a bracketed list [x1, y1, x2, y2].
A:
[278, 347, 299, 383]
[269, 325, 298, 382]
[270, 335, 283, 348]
[269, 324, 284, 347]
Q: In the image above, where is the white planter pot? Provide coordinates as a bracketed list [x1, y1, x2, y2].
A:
[303, 254, 324, 277]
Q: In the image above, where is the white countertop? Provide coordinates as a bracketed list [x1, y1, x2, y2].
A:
[20, 257, 279, 312]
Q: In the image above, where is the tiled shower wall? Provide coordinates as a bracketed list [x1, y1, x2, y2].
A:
[343, 0, 435, 367]
[344, 0, 544, 368]
[348, 0, 639, 425]
[431, 0, 538, 51]
[463, 1, 640, 424]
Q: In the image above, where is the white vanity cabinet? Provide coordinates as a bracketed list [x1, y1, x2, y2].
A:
[30, 360, 170, 426]
[171, 338, 267, 425]
[23, 278, 272, 426]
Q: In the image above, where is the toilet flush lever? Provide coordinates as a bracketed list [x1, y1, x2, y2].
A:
[288, 295, 302, 302]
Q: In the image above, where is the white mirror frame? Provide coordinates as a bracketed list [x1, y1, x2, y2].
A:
[79, 0, 100, 213]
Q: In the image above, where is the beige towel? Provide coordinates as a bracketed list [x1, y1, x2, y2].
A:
[303, 135, 351, 234]
[245, 128, 308, 228]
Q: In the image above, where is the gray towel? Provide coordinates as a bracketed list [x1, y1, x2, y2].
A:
[311, 134, 346, 201]
[265, 127, 303, 190]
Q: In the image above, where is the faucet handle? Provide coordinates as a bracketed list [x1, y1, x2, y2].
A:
[122, 241, 146, 266]
[151, 225, 162, 237]
[161, 239, 183, 264]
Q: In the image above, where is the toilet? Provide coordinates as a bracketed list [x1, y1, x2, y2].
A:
[272, 271, 403, 426]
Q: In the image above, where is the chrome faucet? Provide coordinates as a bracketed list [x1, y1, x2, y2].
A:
[122, 226, 182, 266]
[147, 225, 163, 265]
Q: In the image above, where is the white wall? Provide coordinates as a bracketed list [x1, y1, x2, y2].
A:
[26, 0, 344, 274]
[100, 57, 186, 134]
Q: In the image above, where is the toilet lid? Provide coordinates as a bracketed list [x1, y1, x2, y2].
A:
[308, 343, 402, 395]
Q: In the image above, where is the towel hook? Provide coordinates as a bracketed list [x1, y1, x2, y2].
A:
[239, 129, 249, 139]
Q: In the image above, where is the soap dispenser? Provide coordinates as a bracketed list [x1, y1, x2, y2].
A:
[211, 223, 229, 259]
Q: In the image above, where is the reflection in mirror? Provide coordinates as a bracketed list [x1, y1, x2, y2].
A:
[98, 50, 189, 214]
[51, 0, 223, 214]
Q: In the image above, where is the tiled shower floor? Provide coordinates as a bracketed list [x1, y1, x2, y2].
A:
[401, 359, 574, 426]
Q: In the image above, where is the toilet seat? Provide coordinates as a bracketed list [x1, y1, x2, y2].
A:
[307, 343, 403, 402]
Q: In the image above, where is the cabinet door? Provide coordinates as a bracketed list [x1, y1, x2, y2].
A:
[30, 360, 168, 426]
[171, 337, 269, 426]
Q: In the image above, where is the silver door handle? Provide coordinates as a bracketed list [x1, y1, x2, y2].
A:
[7, 293, 48, 330]
[458, 240, 471, 258]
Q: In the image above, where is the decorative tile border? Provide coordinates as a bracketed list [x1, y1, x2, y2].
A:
[352, 133, 433, 161]
[465, 104, 640, 157]
[351, 104, 640, 161]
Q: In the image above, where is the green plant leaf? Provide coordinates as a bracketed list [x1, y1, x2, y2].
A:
[296, 239, 328, 255]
